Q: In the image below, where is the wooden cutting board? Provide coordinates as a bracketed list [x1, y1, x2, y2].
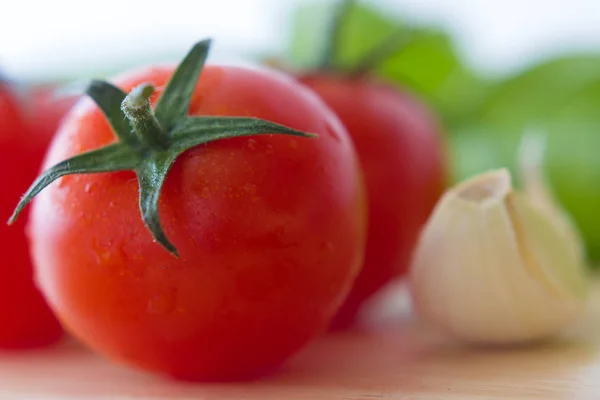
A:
[2, 279, 600, 400]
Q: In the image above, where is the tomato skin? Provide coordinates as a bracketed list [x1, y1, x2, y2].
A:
[297, 74, 447, 329]
[28, 85, 78, 140]
[28, 65, 367, 381]
[0, 83, 70, 348]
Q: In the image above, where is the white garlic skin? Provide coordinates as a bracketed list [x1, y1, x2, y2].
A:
[408, 169, 589, 345]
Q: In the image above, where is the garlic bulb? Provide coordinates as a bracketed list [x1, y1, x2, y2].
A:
[408, 136, 590, 345]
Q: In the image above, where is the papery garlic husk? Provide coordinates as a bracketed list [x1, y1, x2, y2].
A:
[408, 167, 590, 346]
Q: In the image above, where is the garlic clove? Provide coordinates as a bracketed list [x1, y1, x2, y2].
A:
[506, 191, 589, 300]
[515, 131, 588, 284]
[409, 167, 589, 345]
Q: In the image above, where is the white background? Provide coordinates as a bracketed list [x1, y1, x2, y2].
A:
[2, 0, 600, 81]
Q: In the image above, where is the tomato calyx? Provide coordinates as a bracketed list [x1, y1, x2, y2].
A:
[8, 38, 318, 257]
[318, 0, 357, 72]
[316, 0, 416, 80]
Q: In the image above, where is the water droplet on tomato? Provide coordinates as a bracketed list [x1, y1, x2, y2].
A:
[246, 138, 257, 151]
[84, 182, 95, 193]
[243, 183, 257, 195]
[91, 238, 113, 266]
[147, 289, 177, 315]
[265, 144, 274, 155]
[91, 239, 102, 265]
[289, 140, 298, 149]
[201, 187, 211, 199]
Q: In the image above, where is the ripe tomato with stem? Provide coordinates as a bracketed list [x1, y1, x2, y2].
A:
[10, 39, 367, 381]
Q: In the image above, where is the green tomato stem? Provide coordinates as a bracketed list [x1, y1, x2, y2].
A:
[319, 0, 356, 71]
[316, 0, 419, 80]
[121, 83, 169, 150]
[8, 38, 318, 257]
[348, 26, 416, 78]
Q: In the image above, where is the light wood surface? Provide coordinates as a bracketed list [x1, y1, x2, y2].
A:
[2, 280, 600, 400]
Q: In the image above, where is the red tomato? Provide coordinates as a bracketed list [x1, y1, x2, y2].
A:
[298, 74, 447, 329]
[0, 82, 72, 348]
[28, 85, 78, 140]
[27, 65, 367, 381]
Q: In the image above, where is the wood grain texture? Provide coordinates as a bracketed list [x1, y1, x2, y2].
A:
[2, 279, 600, 400]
